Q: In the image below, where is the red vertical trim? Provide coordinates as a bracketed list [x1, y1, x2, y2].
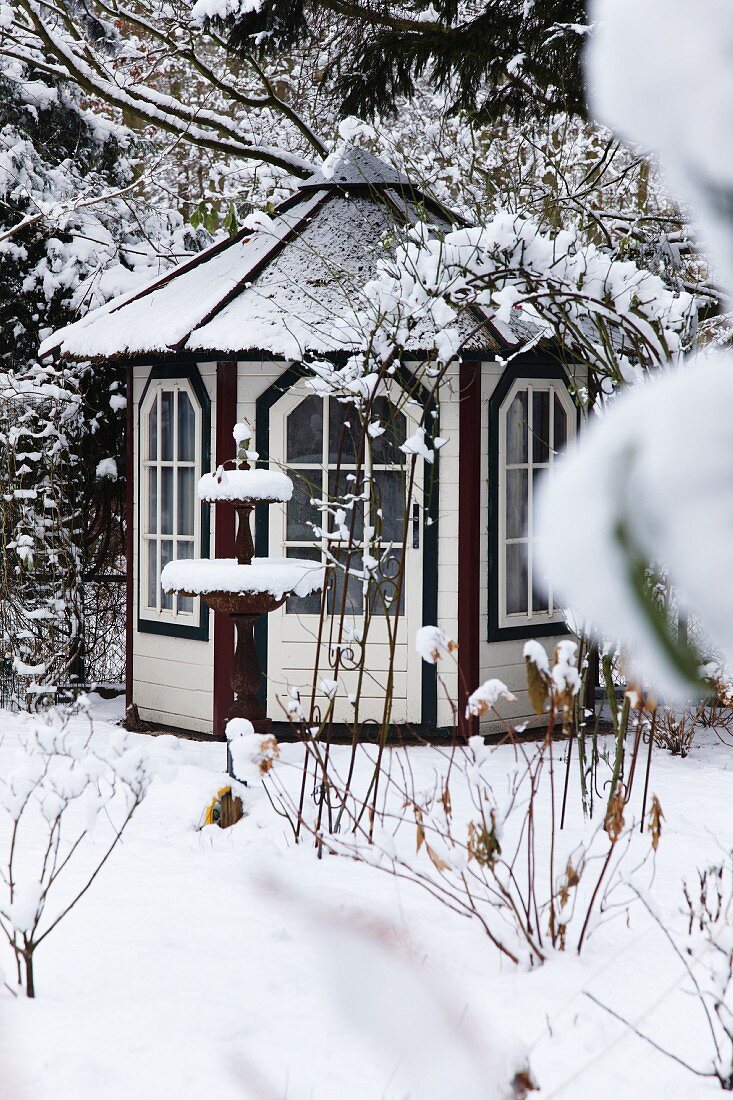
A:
[458, 359, 482, 737]
[125, 365, 134, 709]
[213, 361, 238, 736]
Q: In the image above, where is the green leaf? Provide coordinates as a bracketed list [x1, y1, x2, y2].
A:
[614, 517, 705, 694]
[223, 203, 238, 237]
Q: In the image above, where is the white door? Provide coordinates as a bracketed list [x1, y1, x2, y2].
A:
[267, 383, 425, 725]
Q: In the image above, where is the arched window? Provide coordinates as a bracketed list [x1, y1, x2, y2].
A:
[139, 374, 208, 636]
[493, 375, 577, 636]
[283, 393, 408, 616]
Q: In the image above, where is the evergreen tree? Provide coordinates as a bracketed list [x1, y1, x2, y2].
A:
[223, 0, 587, 126]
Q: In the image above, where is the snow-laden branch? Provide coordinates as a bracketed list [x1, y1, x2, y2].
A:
[4, 0, 323, 175]
[315, 209, 695, 403]
[532, 0, 733, 699]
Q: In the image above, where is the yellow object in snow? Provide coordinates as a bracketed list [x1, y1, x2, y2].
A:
[204, 786, 232, 826]
[204, 786, 244, 828]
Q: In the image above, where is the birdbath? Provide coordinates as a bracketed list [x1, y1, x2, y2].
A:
[161, 422, 324, 736]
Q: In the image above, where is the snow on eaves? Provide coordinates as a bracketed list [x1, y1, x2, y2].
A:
[39, 190, 327, 362]
[40, 179, 518, 364]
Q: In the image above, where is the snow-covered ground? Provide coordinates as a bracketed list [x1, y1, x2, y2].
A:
[1, 696, 732, 1099]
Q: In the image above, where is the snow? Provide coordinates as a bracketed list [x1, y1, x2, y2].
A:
[465, 679, 516, 717]
[161, 556, 325, 598]
[302, 145, 410, 189]
[415, 625, 456, 664]
[523, 639, 550, 675]
[589, 0, 733, 290]
[536, 352, 733, 697]
[39, 157, 507, 364]
[231, 421, 252, 446]
[197, 466, 293, 502]
[552, 640, 581, 698]
[95, 457, 118, 480]
[400, 426, 435, 464]
[2, 698, 733, 1098]
[191, 0, 261, 25]
[225, 719, 280, 783]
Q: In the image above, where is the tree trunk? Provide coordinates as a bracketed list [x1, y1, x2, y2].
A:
[23, 949, 35, 998]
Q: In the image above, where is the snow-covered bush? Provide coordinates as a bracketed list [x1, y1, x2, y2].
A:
[534, 1, 733, 700]
[0, 58, 201, 694]
[0, 707, 155, 996]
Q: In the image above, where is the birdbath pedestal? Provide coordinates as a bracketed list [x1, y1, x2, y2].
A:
[161, 446, 324, 737]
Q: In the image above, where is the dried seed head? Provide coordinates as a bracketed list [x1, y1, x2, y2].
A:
[648, 794, 664, 851]
[257, 736, 279, 775]
[604, 783, 626, 842]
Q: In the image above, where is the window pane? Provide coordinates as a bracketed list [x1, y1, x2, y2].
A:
[506, 469, 528, 539]
[147, 468, 157, 535]
[329, 401, 358, 463]
[532, 390, 550, 463]
[285, 546, 322, 615]
[532, 466, 547, 532]
[161, 467, 173, 535]
[328, 469, 364, 541]
[369, 397, 407, 464]
[372, 470, 405, 543]
[177, 391, 195, 461]
[147, 541, 158, 609]
[368, 548, 405, 617]
[177, 468, 194, 536]
[161, 540, 173, 610]
[554, 393, 568, 452]
[328, 550, 364, 616]
[147, 400, 157, 461]
[287, 395, 323, 464]
[532, 551, 549, 613]
[176, 542, 194, 614]
[506, 542, 528, 615]
[287, 469, 321, 541]
[161, 391, 174, 461]
[506, 391, 528, 464]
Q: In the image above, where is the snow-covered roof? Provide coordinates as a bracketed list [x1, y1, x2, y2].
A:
[40, 147, 521, 363]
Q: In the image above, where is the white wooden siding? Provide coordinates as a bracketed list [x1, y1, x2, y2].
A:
[129, 356, 575, 737]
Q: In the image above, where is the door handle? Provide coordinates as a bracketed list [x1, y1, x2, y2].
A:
[412, 502, 420, 549]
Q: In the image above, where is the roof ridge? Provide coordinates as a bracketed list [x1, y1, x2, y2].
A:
[301, 144, 410, 189]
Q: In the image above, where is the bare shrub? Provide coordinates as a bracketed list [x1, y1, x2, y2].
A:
[262, 639, 660, 967]
[0, 706, 155, 996]
[654, 704, 700, 757]
[589, 853, 733, 1091]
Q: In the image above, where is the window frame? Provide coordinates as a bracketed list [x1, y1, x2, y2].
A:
[488, 362, 578, 642]
[137, 364, 211, 640]
[255, 360, 440, 730]
[281, 391, 411, 618]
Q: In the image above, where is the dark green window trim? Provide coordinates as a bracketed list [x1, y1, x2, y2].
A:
[137, 364, 211, 642]
[487, 359, 577, 643]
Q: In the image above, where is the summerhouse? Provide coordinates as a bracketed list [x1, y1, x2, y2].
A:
[41, 147, 580, 737]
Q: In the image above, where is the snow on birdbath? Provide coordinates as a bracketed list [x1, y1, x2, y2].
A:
[161, 557, 324, 600]
[161, 420, 324, 742]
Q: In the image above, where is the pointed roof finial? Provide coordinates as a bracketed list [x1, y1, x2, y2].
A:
[301, 144, 411, 189]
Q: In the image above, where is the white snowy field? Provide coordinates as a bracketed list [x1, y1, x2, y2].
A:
[1, 697, 733, 1100]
